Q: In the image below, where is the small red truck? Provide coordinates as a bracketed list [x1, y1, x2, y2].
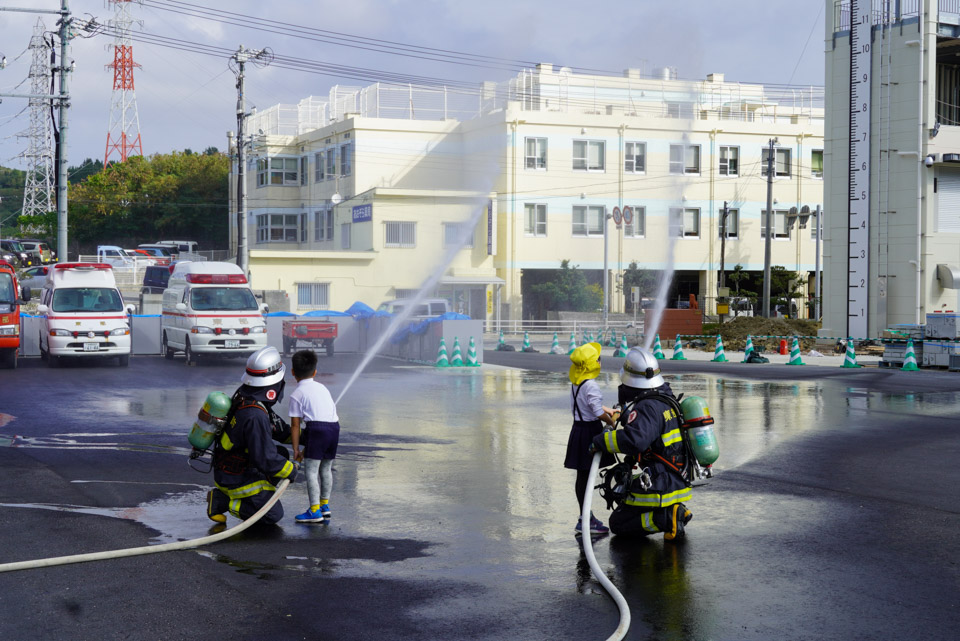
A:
[0, 260, 31, 369]
[281, 317, 338, 357]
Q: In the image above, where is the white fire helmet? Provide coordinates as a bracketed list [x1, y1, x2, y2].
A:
[241, 346, 286, 387]
[620, 347, 665, 389]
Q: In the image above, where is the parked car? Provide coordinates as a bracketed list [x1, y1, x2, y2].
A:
[141, 264, 171, 294]
[376, 298, 450, 318]
[0, 239, 31, 267]
[138, 244, 177, 259]
[19, 240, 53, 264]
[19, 265, 51, 292]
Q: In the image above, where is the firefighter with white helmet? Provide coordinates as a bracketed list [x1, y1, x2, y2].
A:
[589, 347, 693, 540]
[206, 346, 298, 525]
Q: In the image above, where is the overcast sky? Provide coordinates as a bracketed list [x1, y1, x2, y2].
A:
[0, 0, 826, 169]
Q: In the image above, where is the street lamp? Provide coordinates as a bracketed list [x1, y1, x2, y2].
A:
[785, 205, 812, 318]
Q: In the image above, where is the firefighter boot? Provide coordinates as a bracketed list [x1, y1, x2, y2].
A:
[663, 503, 693, 541]
[207, 489, 228, 524]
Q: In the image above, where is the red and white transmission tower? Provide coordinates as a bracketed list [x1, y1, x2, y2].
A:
[104, 0, 142, 165]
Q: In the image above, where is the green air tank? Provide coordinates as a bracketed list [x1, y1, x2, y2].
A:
[679, 395, 719, 466]
[188, 391, 232, 451]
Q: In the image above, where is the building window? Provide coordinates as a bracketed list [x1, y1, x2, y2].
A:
[314, 152, 324, 181]
[624, 206, 645, 237]
[669, 207, 701, 238]
[762, 148, 792, 177]
[524, 203, 547, 236]
[811, 150, 823, 178]
[573, 140, 605, 171]
[572, 205, 605, 236]
[341, 223, 351, 250]
[254, 213, 299, 242]
[761, 210, 791, 239]
[669, 144, 700, 175]
[300, 157, 308, 185]
[719, 146, 739, 176]
[314, 209, 334, 241]
[326, 147, 337, 179]
[300, 213, 307, 242]
[385, 221, 416, 248]
[256, 157, 298, 186]
[525, 137, 547, 170]
[625, 142, 646, 173]
[340, 142, 353, 176]
[666, 102, 693, 119]
[297, 282, 329, 310]
[255, 214, 268, 243]
[720, 208, 739, 239]
[444, 222, 474, 248]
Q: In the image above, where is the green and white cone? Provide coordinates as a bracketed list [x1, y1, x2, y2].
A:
[497, 331, 505, 349]
[902, 339, 919, 371]
[842, 338, 861, 368]
[614, 332, 628, 357]
[711, 334, 729, 362]
[522, 332, 531, 351]
[450, 336, 464, 366]
[671, 335, 687, 361]
[653, 334, 665, 359]
[786, 337, 804, 365]
[466, 336, 480, 366]
[742, 335, 755, 363]
[568, 332, 577, 355]
[607, 330, 617, 347]
[436, 337, 450, 367]
[550, 332, 563, 354]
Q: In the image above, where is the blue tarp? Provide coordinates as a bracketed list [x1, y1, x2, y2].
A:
[344, 301, 375, 319]
[303, 309, 352, 317]
[265, 311, 297, 317]
[389, 311, 472, 343]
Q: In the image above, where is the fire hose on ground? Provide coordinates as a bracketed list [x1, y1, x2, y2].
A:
[0, 479, 291, 574]
[581, 451, 631, 641]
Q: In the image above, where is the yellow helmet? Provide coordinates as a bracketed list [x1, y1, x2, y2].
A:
[569, 342, 603, 385]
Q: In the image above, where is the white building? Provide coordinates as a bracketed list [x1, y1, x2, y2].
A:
[823, 0, 960, 337]
[230, 65, 824, 321]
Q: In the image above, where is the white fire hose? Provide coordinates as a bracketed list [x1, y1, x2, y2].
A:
[0, 479, 291, 574]
[582, 452, 631, 641]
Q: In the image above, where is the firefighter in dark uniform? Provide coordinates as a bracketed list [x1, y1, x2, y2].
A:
[590, 347, 693, 540]
[206, 346, 297, 525]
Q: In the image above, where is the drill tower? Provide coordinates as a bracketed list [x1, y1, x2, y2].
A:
[20, 18, 56, 224]
[104, 0, 142, 165]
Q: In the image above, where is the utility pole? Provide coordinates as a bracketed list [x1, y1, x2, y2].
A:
[815, 205, 822, 321]
[55, 0, 71, 263]
[230, 45, 269, 279]
[602, 208, 610, 329]
[762, 137, 777, 318]
[719, 200, 729, 323]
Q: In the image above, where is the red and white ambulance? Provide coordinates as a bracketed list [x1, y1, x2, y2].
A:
[161, 262, 267, 365]
[36, 263, 134, 367]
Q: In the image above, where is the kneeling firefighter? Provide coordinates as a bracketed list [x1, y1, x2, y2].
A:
[589, 347, 693, 540]
[206, 346, 298, 525]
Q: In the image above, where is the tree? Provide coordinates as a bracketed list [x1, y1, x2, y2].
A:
[68, 150, 229, 252]
[769, 265, 804, 317]
[727, 264, 758, 316]
[620, 261, 659, 312]
[523, 260, 603, 318]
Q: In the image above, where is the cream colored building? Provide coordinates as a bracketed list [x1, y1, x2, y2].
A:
[823, 0, 960, 337]
[230, 67, 824, 321]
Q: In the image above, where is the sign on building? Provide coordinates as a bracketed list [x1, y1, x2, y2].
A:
[352, 204, 373, 223]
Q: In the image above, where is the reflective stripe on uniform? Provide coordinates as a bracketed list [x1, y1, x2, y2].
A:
[276, 459, 295, 479]
[661, 428, 682, 448]
[220, 432, 234, 451]
[642, 511, 659, 533]
[216, 479, 277, 500]
[228, 498, 242, 518]
[604, 430, 621, 454]
[624, 486, 692, 508]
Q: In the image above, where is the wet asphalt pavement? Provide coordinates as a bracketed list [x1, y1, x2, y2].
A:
[0, 350, 958, 640]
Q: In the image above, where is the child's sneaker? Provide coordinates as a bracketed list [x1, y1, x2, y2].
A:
[295, 507, 324, 523]
[320, 504, 331, 520]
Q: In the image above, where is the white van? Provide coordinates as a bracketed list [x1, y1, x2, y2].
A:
[377, 298, 450, 318]
[36, 263, 134, 367]
[161, 261, 267, 364]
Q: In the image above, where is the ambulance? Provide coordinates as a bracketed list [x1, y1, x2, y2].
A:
[161, 261, 267, 365]
[36, 263, 134, 367]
